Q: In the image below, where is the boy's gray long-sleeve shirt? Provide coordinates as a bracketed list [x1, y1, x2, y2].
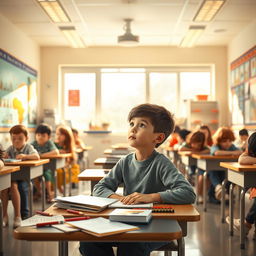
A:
[93, 150, 196, 204]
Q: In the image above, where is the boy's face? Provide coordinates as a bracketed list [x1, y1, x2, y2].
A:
[36, 133, 50, 146]
[219, 139, 232, 150]
[11, 133, 28, 150]
[240, 135, 248, 142]
[128, 117, 163, 149]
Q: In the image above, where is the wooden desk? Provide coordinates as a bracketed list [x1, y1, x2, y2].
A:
[76, 146, 92, 169]
[0, 166, 20, 256]
[178, 152, 197, 167]
[78, 169, 110, 193]
[164, 147, 180, 167]
[104, 149, 129, 155]
[5, 159, 49, 215]
[14, 219, 182, 256]
[220, 162, 256, 249]
[111, 143, 129, 150]
[41, 154, 72, 197]
[192, 154, 238, 214]
[94, 157, 118, 169]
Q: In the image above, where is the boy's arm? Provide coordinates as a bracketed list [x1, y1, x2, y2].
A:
[16, 144, 40, 160]
[40, 149, 59, 158]
[238, 152, 256, 165]
[93, 160, 124, 198]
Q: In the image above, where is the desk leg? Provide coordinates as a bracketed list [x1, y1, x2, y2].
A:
[221, 178, 227, 223]
[62, 169, 66, 197]
[203, 171, 207, 212]
[195, 168, 198, 205]
[54, 171, 57, 198]
[0, 199, 3, 256]
[229, 183, 234, 236]
[29, 181, 33, 217]
[240, 188, 248, 249]
[177, 237, 185, 256]
[58, 241, 68, 256]
[41, 176, 45, 211]
[68, 167, 72, 196]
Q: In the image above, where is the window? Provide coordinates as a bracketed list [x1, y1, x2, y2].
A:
[62, 67, 212, 131]
[64, 73, 96, 130]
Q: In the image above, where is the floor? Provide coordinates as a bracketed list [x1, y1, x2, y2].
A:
[2, 182, 256, 256]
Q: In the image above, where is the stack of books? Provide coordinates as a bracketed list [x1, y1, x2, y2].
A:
[109, 209, 152, 223]
[54, 195, 118, 212]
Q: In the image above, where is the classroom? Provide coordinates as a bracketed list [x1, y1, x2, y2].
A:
[0, 0, 256, 256]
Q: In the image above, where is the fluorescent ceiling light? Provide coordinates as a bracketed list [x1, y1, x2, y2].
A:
[180, 26, 205, 48]
[194, 0, 225, 22]
[59, 26, 85, 48]
[37, 0, 71, 23]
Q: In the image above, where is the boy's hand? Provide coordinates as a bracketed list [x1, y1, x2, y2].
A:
[120, 192, 160, 205]
[16, 154, 26, 160]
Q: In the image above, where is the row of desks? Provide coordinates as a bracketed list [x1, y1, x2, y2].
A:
[165, 148, 256, 249]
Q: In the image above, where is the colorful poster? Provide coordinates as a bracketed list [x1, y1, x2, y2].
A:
[0, 49, 37, 128]
[68, 89, 80, 106]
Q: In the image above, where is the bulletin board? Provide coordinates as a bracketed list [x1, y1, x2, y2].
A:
[230, 45, 256, 125]
[0, 48, 37, 131]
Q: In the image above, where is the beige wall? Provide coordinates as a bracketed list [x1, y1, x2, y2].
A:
[0, 14, 40, 147]
[41, 46, 228, 125]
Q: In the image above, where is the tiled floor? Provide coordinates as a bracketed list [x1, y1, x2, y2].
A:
[2, 182, 256, 256]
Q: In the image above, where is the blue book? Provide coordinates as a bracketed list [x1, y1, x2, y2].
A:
[4, 159, 22, 163]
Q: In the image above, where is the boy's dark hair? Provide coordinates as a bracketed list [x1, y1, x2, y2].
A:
[178, 129, 191, 141]
[248, 132, 256, 157]
[188, 131, 205, 151]
[35, 123, 52, 136]
[128, 103, 174, 148]
[0, 149, 3, 161]
[9, 125, 28, 137]
[173, 125, 181, 133]
[239, 128, 249, 136]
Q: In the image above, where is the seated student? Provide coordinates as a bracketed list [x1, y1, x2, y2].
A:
[55, 125, 76, 193]
[226, 132, 256, 238]
[79, 103, 196, 256]
[199, 125, 213, 147]
[208, 127, 242, 203]
[1, 125, 39, 227]
[72, 128, 86, 150]
[176, 128, 191, 150]
[235, 128, 249, 151]
[179, 131, 210, 202]
[168, 125, 180, 148]
[31, 123, 59, 202]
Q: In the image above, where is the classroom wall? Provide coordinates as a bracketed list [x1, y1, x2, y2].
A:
[227, 20, 256, 126]
[40, 46, 228, 124]
[0, 14, 40, 148]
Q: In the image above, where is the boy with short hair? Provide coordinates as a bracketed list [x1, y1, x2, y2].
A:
[31, 123, 59, 202]
[79, 103, 196, 256]
[1, 125, 39, 226]
[235, 128, 249, 151]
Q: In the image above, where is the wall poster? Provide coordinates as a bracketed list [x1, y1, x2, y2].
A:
[230, 45, 256, 125]
[0, 48, 37, 130]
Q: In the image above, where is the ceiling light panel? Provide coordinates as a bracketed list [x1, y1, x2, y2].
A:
[194, 0, 225, 22]
[180, 25, 205, 48]
[59, 26, 85, 48]
[37, 0, 71, 23]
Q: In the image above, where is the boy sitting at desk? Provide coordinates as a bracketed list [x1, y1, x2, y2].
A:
[31, 123, 59, 202]
[80, 103, 196, 256]
[1, 125, 39, 227]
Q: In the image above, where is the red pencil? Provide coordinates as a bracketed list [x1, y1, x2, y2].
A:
[36, 216, 89, 227]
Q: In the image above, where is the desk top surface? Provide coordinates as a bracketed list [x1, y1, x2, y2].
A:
[76, 146, 93, 153]
[78, 169, 110, 180]
[192, 154, 239, 160]
[94, 158, 119, 165]
[220, 162, 256, 172]
[178, 151, 192, 156]
[14, 218, 182, 242]
[45, 203, 200, 222]
[41, 153, 72, 159]
[111, 144, 129, 150]
[164, 146, 178, 152]
[0, 165, 20, 175]
[4, 159, 49, 167]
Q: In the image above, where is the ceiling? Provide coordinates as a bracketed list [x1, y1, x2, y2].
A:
[0, 0, 256, 47]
